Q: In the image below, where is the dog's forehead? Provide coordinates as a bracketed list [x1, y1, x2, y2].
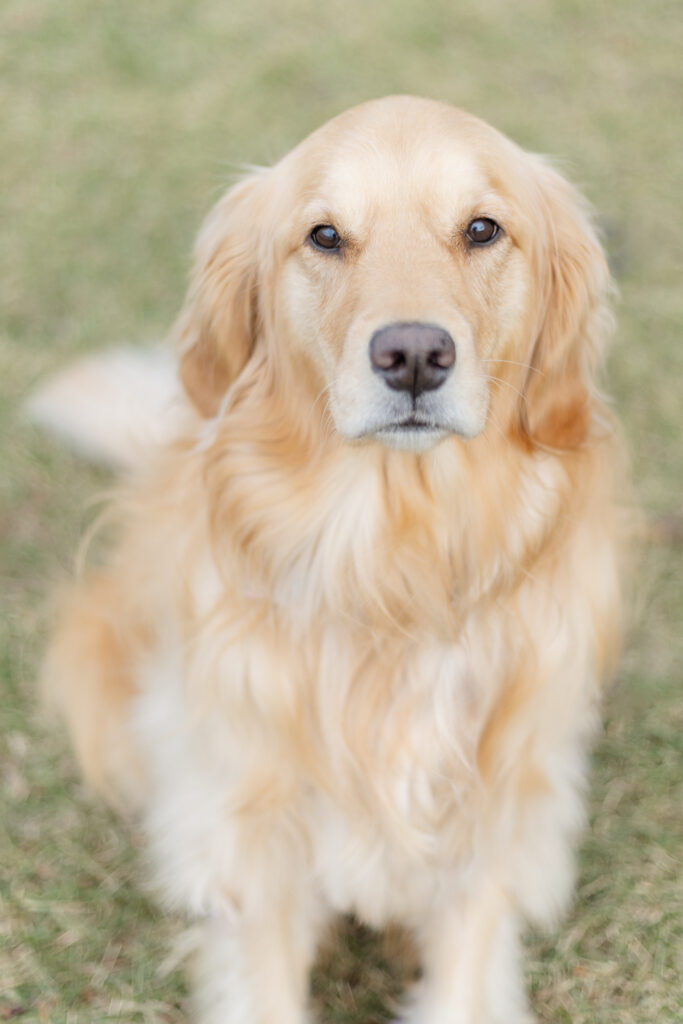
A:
[286, 103, 514, 229]
[330, 142, 484, 215]
[293, 145, 491, 240]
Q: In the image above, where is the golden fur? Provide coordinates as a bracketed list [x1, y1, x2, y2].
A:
[43, 97, 627, 1023]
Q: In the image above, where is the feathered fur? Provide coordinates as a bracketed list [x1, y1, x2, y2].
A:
[42, 97, 628, 1024]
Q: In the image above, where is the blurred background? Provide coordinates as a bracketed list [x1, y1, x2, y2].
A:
[1, 1, 681, 1021]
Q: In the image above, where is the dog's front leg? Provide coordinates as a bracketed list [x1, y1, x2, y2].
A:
[190, 888, 326, 1024]
[402, 880, 533, 1024]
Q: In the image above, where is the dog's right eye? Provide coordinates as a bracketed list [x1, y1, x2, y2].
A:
[309, 225, 342, 252]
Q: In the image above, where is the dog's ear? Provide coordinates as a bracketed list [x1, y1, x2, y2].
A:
[176, 171, 269, 417]
[520, 161, 612, 450]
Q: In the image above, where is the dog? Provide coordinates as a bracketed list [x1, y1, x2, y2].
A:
[41, 95, 627, 1023]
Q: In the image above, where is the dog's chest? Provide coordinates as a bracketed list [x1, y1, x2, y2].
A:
[265, 628, 486, 921]
[241, 621, 484, 870]
[136, 601, 496, 924]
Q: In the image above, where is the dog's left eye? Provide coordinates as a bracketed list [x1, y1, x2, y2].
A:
[466, 218, 501, 245]
[309, 225, 343, 252]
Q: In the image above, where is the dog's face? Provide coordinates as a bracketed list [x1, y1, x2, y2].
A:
[278, 107, 529, 452]
[178, 97, 609, 453]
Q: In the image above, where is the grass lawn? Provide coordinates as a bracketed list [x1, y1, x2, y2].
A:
[1, 0, 681, 1020]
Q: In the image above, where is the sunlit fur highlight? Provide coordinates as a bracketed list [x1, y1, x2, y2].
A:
[43, 97, 628, 1024]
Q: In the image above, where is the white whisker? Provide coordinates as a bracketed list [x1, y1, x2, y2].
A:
[485, 375, 527, 402]
[484, 408, 508, 443]
[483, 358, 545, 377]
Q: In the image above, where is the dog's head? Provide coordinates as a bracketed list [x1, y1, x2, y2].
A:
[177, 96, 610, 453]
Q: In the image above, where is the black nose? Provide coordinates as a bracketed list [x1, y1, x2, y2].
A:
[369, 322, 456, 398]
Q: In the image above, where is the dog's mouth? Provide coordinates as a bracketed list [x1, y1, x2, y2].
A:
[384, 416, 442, 432]
[371, 415, 450, 453]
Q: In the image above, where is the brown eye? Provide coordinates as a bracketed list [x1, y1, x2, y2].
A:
[466, 218, 501, 245]
[310, 224, 342, 252]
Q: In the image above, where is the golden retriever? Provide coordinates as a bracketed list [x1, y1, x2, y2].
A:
[43, 96, 627, 1023]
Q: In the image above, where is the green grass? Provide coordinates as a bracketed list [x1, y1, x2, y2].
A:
[1, 0, 681, 1020]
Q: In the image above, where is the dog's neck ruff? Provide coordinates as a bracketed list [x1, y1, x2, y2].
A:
[197, 405, 569, 639]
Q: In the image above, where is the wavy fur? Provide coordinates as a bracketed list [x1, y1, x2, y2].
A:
[43, 97, 627, 1024]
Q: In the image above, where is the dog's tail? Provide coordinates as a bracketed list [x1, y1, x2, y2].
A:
[30, 348, 186, 807]
[26, 346, 188, 471]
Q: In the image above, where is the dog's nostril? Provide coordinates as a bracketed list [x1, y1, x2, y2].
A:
[372, 347, 405, 371]
[428, 344, 456, 369]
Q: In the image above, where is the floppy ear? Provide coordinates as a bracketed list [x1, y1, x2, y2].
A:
[176, 171, 269, 416]
[520, 160, 612, 450]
